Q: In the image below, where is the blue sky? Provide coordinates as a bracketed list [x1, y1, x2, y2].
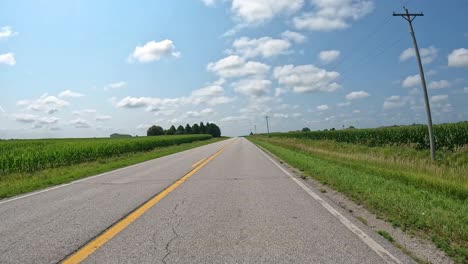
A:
[1, 0, 467, 138]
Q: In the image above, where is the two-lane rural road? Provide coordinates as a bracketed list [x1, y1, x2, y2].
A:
[0, 138, 415, 263]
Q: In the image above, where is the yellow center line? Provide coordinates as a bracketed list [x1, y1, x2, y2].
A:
[62, 139, 235, 264]
[192, 158, 206, 168]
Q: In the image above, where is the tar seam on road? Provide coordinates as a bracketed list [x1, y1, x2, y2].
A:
[61, 139, 235, 264]
[253, 143, 403, 264]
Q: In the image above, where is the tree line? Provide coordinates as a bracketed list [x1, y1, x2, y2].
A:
[147, 122, 221, 137]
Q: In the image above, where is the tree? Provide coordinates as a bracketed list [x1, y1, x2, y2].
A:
[175, 125, 185, 135]
[302, 127, 311, 132]
[199, 122, 206, 134]
[192, 123, 200, 134]
[250, 132, 254, 136]
[166, 125, 176, 135]
[206, 123, 221, 137]
[184, 124, 192, 134]
[147, 125, 164, 136]
[330, 128, 336, 131]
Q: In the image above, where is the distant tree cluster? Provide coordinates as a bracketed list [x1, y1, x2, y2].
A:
[147, 122, 221, 137]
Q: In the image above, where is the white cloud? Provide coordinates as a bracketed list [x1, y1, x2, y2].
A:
[233, 79, 271, 97]
[207, 55, 270, 78]
[69, 118, 91, 128]
[95, 115, 112, 121]
[0, 105, 5, 113]
[319, 50, 340, 64]
[58, 90, 84, 98]
[220, 115, 250, 122]
[73, 109, 97, 115]
[17, 94, 69, 113]
[37, 116, 59, 125]
[402, 74, 420, 88]
[202, 0, 217, 6]
[231, 0, 304, 24]
[136, 124, 151, 130]
[281, 30, 306, 43]
[293, 0, 374, 31]
[316, 104, 329, 111]
[0, 26, 17, 39]
[346, 91, 369, 100]
[105, 81, 127, 90]
[448, 48, 468, 67]
[383, 95, 409, 110]
[231, 36, 291, 58]
[0, 53, 16, 65]
[399, 46, 437, 64]
[129, 39, 180, 63]
[14, 114, 37, 123]
[273, 64, 340, 93]
[116, 84, 234, 112]
[185, 108, 215, 118]
[431, 95, 448, 103]
[428, 80, 451, 90]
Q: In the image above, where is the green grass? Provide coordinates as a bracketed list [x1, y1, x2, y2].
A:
[377, 230, 395, 242]
[249, 137, 467, 263]
[0, 137, 227, 198]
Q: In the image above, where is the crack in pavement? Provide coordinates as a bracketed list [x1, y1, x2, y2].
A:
[161, 197, 186, 264]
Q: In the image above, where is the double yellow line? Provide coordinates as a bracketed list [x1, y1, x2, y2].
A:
[62, 140, 234, 264]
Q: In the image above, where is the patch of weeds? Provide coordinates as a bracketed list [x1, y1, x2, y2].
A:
[377, 230, 395, 243]
[320, 188, 326, 193]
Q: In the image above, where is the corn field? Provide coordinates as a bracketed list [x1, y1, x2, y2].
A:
[268, 122, 468, 150]
[0, 134, 212, 175]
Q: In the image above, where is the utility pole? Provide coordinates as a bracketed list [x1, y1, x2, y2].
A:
[394, 7, 436, 161]
[265, 116, 270, 137]
[254, 124, 257, 135]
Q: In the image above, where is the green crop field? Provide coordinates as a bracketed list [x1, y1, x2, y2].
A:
[269, 121, 468, 150]
[0, 134, 212, 175]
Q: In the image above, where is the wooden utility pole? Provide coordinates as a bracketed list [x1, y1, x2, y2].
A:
[394, 7, 436, 161]
[265, 116, 270, 137]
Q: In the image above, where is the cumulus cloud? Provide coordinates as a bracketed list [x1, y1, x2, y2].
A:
[231, 0, 304, 24]
[233, 79, 271, 97]
[69, 118, 91, 128]
[105, 81, 127, 90]
[0, 26, 17, 39]
[428, 80, 451, 90]
[316, 104, 329, 111]
[116, 85, 234, 112]
[231, 36, 291, 58]
[129, 39, 180, 63]
[281, 30, 306, 43]
[207, 55, 270, 78]
[37, 116, 59, 125]
[399, 46, 437, 64]
[402, 74, 420, 88]
[319, 50, 340, 64]
[345, 91, 369, 100]
[275, 88, 287, 97]
[14, 113, 37, 123]
[185, 108, 215, 118]
[202, 0, 217, 6]
[448, 48, 468, 67]
[383, 95, 410, 110]
[58, 90, 84, 98]
[0, 53, 16, 65]
[293, 0, 374, 31]
[273, 64, 340, 93]
[17, 94, 69, 113]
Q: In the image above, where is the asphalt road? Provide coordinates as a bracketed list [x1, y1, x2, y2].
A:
[0, 138, 415, 264]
